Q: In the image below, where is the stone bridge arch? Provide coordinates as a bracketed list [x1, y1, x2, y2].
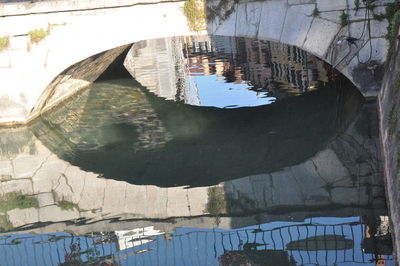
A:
[0, 0, 391, 125]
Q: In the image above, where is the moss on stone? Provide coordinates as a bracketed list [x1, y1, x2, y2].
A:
[340, 11, 349, 27]
[206, 186, 227, 215]
[57, 200, 77, 211]
[388, 104, 397, 136]
[0, 36, 9, 52]
[311, 6, 320, 18]
[29, 28, 49, 44]
[0, 192, 38, 213]
[0, 215, 13, 232]
[385, 3, 400, 63]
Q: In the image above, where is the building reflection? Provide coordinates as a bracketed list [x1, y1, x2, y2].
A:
[0, 218, 393, 265]
[125, 36, 331, 107]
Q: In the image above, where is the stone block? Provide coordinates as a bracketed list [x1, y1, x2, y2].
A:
[235, 2, 263, 38]
[280, 4, 314, 47]
[187, 187, 209, 215]
[316, 0, 347, 12]
[76, 176, 106, 210]
[8, 36, 29, 51]
[7, 207, 39, 227]
[311, 149, 349, 182]
[258, 1, 288, 42]
[102, 180, 127, 214]
[0, 160, 14, 180]
[303, 18, 340, 58]
[288, 0, 314, 4]
[39, 205, 79, 223]
[0, 179, 33, 196]
[124, 184, 148, 217]
[166, 187, 190, 217]
[140, 185, 169, 218]
[209, 5, 237, 36]
[37, 192, 54, 208]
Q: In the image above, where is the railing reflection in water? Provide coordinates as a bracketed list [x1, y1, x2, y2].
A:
[0, 217, 393, 266]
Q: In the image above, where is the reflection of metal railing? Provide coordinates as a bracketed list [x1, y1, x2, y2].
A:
[0, 220, 393, 265]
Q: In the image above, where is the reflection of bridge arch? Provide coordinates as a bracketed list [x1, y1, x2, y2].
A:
[0, 0, 390, 124]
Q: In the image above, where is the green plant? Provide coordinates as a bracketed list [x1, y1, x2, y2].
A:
[0, 215, 13, 232]
[206, 186, 227, 215]
[340, 11, 349, 27]
[373, 13, 386, 22]
[49, 22, 66, 27]
[0, 192, 38, 213]
[57, 200, 77, 211]
[29, 28, 49, 43]
[183, 0, 206, 31]
[389, 104, 397, 136]
[311, 6, 320, 17]
[354, 0, 360, 11]
[386, 9, 400, 62]
[0, 36, 9, 52]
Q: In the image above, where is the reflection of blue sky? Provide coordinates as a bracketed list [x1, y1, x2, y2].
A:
[191, 74, 276, 108]
[0, 217, 393, 265]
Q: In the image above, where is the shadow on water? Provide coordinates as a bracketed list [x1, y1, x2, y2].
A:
[30, 76, 363, 187]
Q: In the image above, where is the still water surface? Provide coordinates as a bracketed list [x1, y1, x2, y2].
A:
[0, 36, 393, 265]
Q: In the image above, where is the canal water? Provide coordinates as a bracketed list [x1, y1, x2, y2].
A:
[0, 36, 393, 265]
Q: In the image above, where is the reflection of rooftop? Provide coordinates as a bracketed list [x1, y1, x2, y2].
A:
[116, 226, 164, 251]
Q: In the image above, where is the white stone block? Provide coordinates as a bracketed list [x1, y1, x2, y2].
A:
[316, 0, 347, 12]
[303, 18, 340, 58]
[37, 192, 54, 208]
[235, 2, 263, 38]
[280, 4, 314, 47]
[39, 205, 79, 222]
[258, 1, 288, 42]
[7, 207, 39, 227]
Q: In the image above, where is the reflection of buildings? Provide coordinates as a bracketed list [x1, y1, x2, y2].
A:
[124, 37, 201, 105]
[183, 36, 330, 99]
[0, 218, 393, 265]
[124, 36, 331, 107]
[116, 226, 164, 251]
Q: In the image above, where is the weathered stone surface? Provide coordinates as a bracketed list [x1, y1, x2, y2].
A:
[208, 6, 237, 36]
[0, 161, 14, 179]
[39, 205, 79, 222]
[235, 2, 262, 37]
[0, 179, 33, 196]
[140, 185, 169, 218]
[280, 4, 314, 47]
[187, 187, 209, 215]
[123, 185, 148, 217]
[7, 208, 39, 227]
[316, 0, 347, 12]
[166, 187, 190, 217]
[37, 192, 55, 208]
[76, 176, 106, 210]
[288, 0, 314, 5]
[32, 156, 69, 194]
[258, 1, 287, 42]
[102, 180, 127, 214]
[303, 18, 340, 58]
